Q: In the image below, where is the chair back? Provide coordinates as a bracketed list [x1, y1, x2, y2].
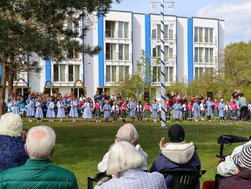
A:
[87, 172, 111, 189]
[161, 170, 201, 189]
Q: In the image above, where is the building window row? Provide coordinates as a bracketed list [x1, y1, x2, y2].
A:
[194, 47, 214, 63]
[106, 43, 130, 61]
[152, 66, 174, 83]
[194, 27, 213, 43]
[106, 65, 130, 83]
[105, 21, 129, 39]
[152, 24, 174, 40]
[195, 67, 214, 79]
[152, 45, 174, 61]
[53, 64, 80, 82]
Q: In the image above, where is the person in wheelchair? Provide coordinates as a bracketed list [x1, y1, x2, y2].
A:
[150, 124, 201, 188]
[219, 144, 251, 189]
[94, 141, 167, 189]
[217, 139, 251, 177]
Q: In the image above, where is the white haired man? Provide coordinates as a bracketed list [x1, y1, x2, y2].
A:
[0, 126, 78, 189]
[95, 141, 167, 189]
[97, 123, 148, 172]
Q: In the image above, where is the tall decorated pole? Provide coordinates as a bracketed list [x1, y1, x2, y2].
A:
[160, 0, 166, 127]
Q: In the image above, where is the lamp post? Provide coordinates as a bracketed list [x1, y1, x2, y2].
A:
[151, 1, 174, 127]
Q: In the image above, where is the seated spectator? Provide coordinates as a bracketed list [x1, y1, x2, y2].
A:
[0, 126, 78, 189]
[97, 123, 148, 172]
[219, 144, 251, 189]
[150, 124, 201, 188]
[217, 139, 251, 177]
[0, 113, 28, 172]
[95, 141, 167, 189]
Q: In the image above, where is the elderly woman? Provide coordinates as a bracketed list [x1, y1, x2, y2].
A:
[95, 141, 167, 189]
[0, 113, 28, 172]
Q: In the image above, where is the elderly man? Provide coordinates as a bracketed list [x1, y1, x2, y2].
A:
[0, 126, 78, 189]
[97, 123, 148, 172]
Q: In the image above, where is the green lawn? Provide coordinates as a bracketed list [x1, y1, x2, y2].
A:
[22, 118, 251, 189]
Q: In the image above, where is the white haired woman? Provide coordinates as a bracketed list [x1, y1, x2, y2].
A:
[95, 141, 167, 189]
[0, 113, 28, 172]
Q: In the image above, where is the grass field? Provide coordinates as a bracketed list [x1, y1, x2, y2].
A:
[22, 118, 251, 189]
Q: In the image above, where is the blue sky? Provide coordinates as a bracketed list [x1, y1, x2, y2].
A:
[112, 0, 251, 45]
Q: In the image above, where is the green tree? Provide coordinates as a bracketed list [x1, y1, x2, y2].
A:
[0, 0, 121, 115]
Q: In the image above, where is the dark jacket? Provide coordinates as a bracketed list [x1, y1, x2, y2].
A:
[0, 159, 78, 189]
[219, 169, 251, 189]
[150, 142, 201, 188]
[0, 135, 28, 172]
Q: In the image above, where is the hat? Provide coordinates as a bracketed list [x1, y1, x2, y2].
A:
[233, 144, 251, 169]
[168, 124, 185, 142]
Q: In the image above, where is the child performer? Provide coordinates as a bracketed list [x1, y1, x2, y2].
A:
[57, 96, 66, 122]
[187, 100, 193, 121]
[111, 101, 119, 123]
[199, 99, 206, 121]
[121, 100, 127, 122]
[182, 101, 188, 122]
[69, 96, 79, 122]
[11, 99, 20, 115]
[136, 101, 143, 122]
[143, 101, 151, 122]
[93, 99, 101, 122]
[103, 100, 111, 122]
[218, 98, 225, 121]
[206, 97, 214, 121]
[46, 97, 55, 122]
[165, 97, 171, 122]
[173, 99, 182, 121]
[230, 100, 238, 120]
[26, 96, 35, 122]
[35, 97, 43, 122]
[151, 99, 159, 122]
[214, 99, 219, 120]
[192, 98, 200, 122]
[128, 97, 136, 122]
[82, 97, 92, 122]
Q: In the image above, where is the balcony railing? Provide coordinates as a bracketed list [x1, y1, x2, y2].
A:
[105, 30, 131, 39]
[106, 52, 131, 61]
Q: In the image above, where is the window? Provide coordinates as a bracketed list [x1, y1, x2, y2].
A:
[164, 25, 168, 39]
[195, 67, 204, 79]
[112, 66, 116, 82]
[195, 48, 204, 63]
[194, 27, 199, 42]
[67, 48, 80, 59]
[53, 64, 59, 81]
[66, 17, 79, 34]
[118, 22, 129, 39]
[165, 67, 174, 82]
[210, 28, 213, 43]
[119, 44, 123, 60]
[152, 66, 160, 82]
[199, 28, 203, 42]
[106, 43, 116, 60]
[105, 21, 115, 38]
[205, 28, 209, 43]
[210, 48, 213, 63]
[152, 45, 161, 58]
[169, 29, 173, 39]
[53, 64, 66, 82]
[106, 66, 111, 82]
[205, 48, 214, 63]
[68, 65, 74, 81]
[118, 66, 129, 81]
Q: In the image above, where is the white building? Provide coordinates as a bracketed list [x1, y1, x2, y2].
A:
[0, 10, 224, 98]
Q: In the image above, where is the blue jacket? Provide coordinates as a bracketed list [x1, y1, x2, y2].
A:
[0, 135, 28, 173]
[150, 142, 201, 188]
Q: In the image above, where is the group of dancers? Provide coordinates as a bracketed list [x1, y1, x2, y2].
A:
[6, 91, 250, 123]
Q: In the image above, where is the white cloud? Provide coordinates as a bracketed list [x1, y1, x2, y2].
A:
[196, 0, 251, 44]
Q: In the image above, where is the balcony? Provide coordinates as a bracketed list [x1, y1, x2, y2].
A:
[105, 30, 131, 40]
[105, 52, 131, 62]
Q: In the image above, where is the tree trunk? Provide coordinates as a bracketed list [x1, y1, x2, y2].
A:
[7, 70, 14, 97]
[0, 63, 7, 116]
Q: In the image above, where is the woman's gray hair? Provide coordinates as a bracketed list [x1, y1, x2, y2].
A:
[106, 141, 144, 175]
[0, 113, 23, 137]
[26, 126, 56, 159]
[115, 123, 139, 145]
